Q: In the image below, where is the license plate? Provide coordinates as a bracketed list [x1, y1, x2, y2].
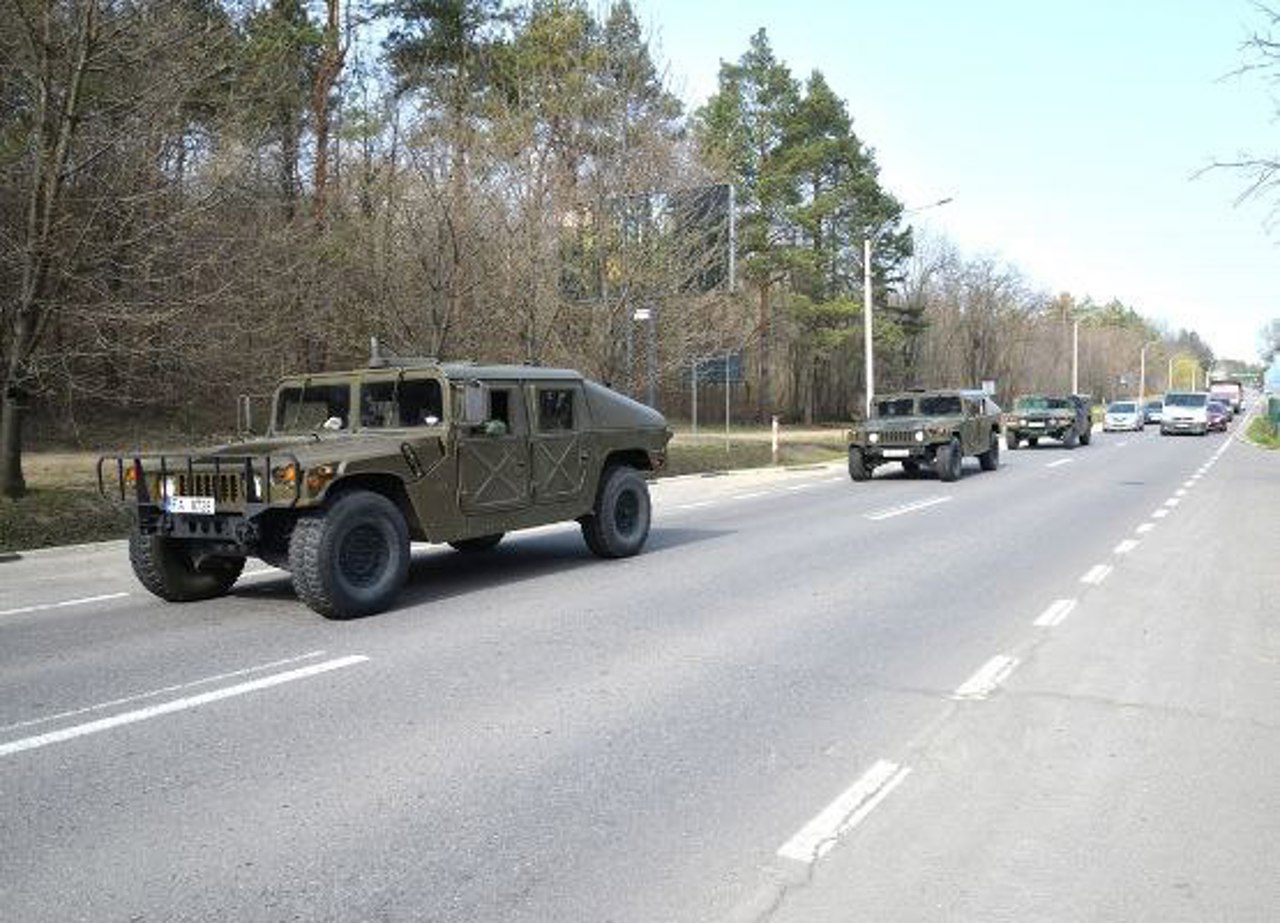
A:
[1028, 422, 1045, 428]
[167, 496, 215, 515]
[881, 449, 910, 458]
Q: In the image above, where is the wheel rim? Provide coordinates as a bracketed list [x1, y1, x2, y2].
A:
[613, 488, 640, 536]
[338, 523, 389, 588]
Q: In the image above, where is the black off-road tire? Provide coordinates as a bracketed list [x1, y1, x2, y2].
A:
[935, 437, 963, 482]
[978, 431, 1000, 471]
[288, 490, 410, 620]
[580, 466, 651, 558]
[1005, 432, 1019, 451]
[1028, 436, 1040, 447]
[128, 532, 245, 602]
[1079, 427, 1092, 446]
[901, 459, 921, 476]
[848, 447, 870, 482]
[449, 533, 504, 553]
[1063, 427, 1079, 449]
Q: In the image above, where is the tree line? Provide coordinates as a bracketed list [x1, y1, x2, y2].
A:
[1, 0, 1222, 498]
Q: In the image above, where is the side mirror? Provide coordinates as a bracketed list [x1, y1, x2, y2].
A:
[460, 380, 488, 426]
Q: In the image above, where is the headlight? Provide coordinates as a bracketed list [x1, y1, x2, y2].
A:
[915, 430, 925, 442]
[163, 476, 178, 499]
[272, 463, 298, 485]
[305, 464, 337, 493]
[869, 432, 880, 444]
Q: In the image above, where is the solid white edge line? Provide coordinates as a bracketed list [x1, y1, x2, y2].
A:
[952, 654, 1020, 700]
[1081, 564, 1113, 585]
[0, 655, 369, 758]
[777, 760, 911, 864]
[0, 592, 130, 618]
[1034, 599, 1077, 628]
[1114, 539, 1139, 555]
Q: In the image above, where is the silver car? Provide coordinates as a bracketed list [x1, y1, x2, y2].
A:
[1103, 400, 1142, 432]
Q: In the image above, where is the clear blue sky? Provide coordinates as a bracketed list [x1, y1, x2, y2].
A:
[635, 0, 1278, 362]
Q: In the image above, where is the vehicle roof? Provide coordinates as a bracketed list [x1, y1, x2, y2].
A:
[877, 388, 990, 399]
[277, 361, 584, 385]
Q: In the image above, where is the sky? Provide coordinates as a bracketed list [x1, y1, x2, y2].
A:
[633, 0, 1279, 362]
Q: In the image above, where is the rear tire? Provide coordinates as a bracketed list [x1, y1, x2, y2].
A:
[935, 437, 962, 482]
[1005, 432, 1018, 451]
[978, 432, 1000, 471]
[289, 490, 410, 619]
[581, 466, 651, 558]
[129, 532, 244, 602]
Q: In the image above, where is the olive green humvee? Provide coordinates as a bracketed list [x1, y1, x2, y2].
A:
[847, 389, 1002, 482]
[99, 358, 671, 619]
[1002, 394, 1092, 449]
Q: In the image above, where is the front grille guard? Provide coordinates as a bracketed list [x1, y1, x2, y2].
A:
[96, 452, 303, 517]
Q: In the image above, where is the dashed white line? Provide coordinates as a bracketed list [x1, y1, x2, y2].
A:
[952, 655, 1020, 700]
[1045, 459, 1073, 468]
[1164, 497, 1180, 508]
[1174, 488, 1187, 497]
[1182, 481, 1195, 489]
[0, 655, 369, 758]
[864, 496, 952, 521]
[1114, 539, 1139, 555]
[731, 491, 768, 501]
[1136, 522, 1155, 534]
[675, 501, 713, 511]
[0, 592, 131, 618]
[1153, 509, 1170, 519]
[777, 760, 912, 864]
[1034, 599, 1077, 628]
[785, 483, 816, 492]
[1081, 564, 1113, 585]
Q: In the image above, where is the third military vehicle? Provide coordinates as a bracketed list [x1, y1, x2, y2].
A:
[100, 356, 671, 619]
[1003, 394, 1092, 449]
[847, 389, 1003, 482]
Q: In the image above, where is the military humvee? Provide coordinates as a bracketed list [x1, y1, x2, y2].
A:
[1002, 394, 1092, 449]
[99, 357, 671, 619]
[847, 389, 1002, 482]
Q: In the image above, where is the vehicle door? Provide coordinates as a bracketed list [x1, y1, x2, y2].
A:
[962, 397, 986, 452]
[356, 370, 451, 503]
[529, 382, 588, 504]
[457, 381, 531, 513]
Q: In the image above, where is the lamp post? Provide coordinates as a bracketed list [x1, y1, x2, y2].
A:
[863, 197, 953, 418]
[1139, 339, 1160, 408]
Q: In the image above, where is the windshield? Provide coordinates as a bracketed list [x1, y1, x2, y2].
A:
[1015, 397, 1047, 411]
[875, 398, 916, 417]
[274, 383, 352, 433]
[1165, 392, 1207, 408]
[919, 395, 962, 415]
[1108, 402, 1136, 413]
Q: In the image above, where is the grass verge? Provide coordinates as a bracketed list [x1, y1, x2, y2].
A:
[1246, 416, 1280, 449]
[1, 488, 130, 554]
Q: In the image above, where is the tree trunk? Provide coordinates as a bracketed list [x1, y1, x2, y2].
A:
[755, 284, 770, 422]
[311, 0, 344, 229]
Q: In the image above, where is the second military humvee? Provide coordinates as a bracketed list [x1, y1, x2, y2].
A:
[100, 356, 671, 619]
[1002, 394, 1092, 449]
[847, 388, 1002, 482]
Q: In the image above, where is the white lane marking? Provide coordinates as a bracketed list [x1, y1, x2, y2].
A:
[1116, 441, 1130, 447]
[1164, 497, 1180, 508]
[731, 491, 768, 501]
[675, 501, 713, 511]
[825, 476, 846, 483]
[1081, 564, 1113, 585]
[785, 483, 816, 492]
[1175, 489, 1187, 497]
[1045, 459, 1073, 468]
[0, 651, 329, 734]
[1153, 509, 1170, 519]
[239, 566, 288, 581]
[0, 655, 369, 758]
[1182, 481, 1195, 489]
[777, 760, 911, 864]
[865, 496, 952, 521]
[1035, 599, 1077, 628]
[0, 592, 130, 618]
[1114, 539, 1139, 555]
[1136, 522, 1155, 534]
[952, 655, 1020, 700]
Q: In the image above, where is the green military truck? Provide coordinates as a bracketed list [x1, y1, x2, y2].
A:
[1002, 394, 1092, 449]
[847, 388, 1003, 482]
[100, 357, 671, 619]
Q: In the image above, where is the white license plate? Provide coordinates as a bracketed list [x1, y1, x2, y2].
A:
[167, 496, 215, 515]
[1028, 422, 1045, 428]
[881, 449, 910, 458]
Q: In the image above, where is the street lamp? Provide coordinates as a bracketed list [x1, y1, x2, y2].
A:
[1139, 339, 1160, 407]
[1070, 307, 1103, 394]
[863, 196, 953, 418]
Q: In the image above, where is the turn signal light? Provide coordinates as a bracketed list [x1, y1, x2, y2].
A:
[305, 464, 336, 493]
[272, 463, 298, 485]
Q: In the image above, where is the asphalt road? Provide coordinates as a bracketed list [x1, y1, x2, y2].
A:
[1, 417, 1276, 922]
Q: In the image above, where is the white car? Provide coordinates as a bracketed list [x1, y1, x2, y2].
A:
[1103, 400, 1143, 432]
[1160, 391, 1209, 436]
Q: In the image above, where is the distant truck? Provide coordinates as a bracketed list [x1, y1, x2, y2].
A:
[1208, 379, 1244, 414]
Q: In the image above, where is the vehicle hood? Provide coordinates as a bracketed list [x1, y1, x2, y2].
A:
[195, 432, 435, 467]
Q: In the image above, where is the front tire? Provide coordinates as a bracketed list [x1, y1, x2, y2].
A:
[1005, 432, 1019, 451]
[581, 466, 651, 558]
[129, 532, 244, 602]
[848, 447, 870, 481]
[1062, 427, 1079, 449]
[288, 490, 410, 619]
[935, 437, 962, 482]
